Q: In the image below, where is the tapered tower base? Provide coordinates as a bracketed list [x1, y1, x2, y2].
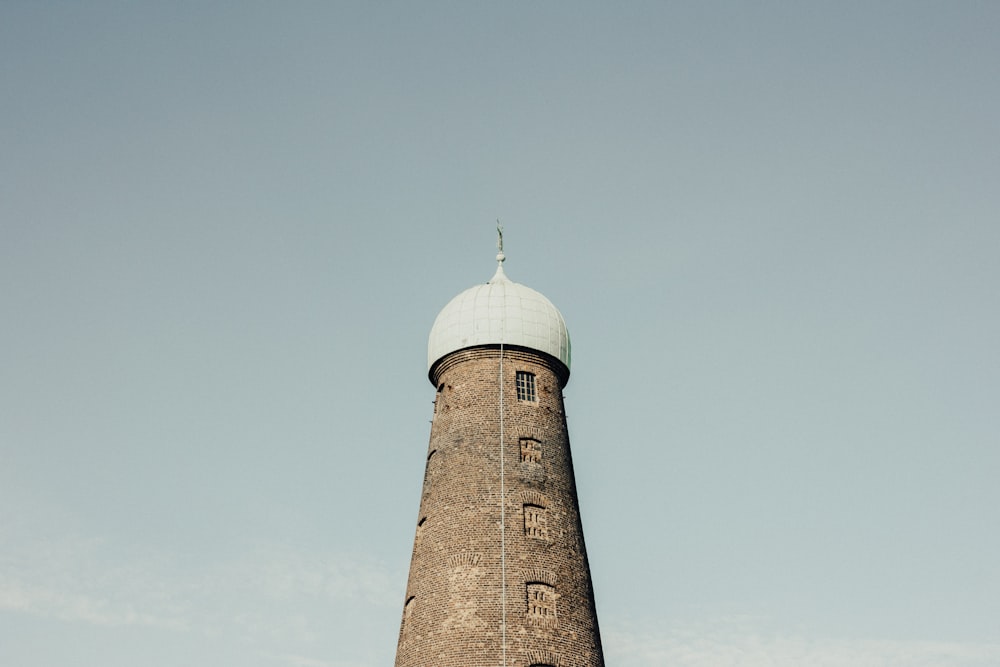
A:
[395, 346, 603, 667]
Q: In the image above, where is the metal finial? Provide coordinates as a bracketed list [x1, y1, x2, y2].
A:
[496, 219, 505, 264]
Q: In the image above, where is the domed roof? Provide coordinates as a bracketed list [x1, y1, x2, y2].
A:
[427, 260, 571, 379]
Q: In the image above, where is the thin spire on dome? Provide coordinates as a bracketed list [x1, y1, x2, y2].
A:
[490, 219, 508, 283]
[496, 219, 505, 264]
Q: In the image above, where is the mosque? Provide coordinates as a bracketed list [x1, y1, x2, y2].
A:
[393, 231, 605, 667]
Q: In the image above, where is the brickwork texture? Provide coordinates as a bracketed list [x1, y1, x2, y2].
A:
[394, 346, 605, 667]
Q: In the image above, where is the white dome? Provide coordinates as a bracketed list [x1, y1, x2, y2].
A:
[428, 263, 571, 376]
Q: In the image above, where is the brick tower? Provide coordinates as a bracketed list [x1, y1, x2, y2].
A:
[394, 235, 604, 667]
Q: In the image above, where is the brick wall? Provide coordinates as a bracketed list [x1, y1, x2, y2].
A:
[395, 346, 605, 667]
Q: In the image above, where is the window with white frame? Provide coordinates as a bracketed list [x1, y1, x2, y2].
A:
[515, 371, 537, 402]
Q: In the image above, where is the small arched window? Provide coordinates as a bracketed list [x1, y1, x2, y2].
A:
[519, 437, 542, 463]
[523, 504, 548, 540]
[526, 582, 556, 621]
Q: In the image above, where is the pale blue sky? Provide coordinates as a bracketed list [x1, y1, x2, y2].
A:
[2, 3, 999, 666]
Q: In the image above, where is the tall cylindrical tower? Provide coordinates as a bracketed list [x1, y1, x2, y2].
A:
[394, 246, 604, 667]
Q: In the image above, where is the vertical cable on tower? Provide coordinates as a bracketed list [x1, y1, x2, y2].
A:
[497, 219, 508, 667]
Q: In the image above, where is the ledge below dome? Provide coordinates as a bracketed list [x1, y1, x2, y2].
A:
[428, 344, 571, 388]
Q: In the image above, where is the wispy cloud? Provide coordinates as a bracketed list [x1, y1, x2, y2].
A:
[604, 616, 1000, 667]
[220, 542, 398, 608]
[0, 532, 192, 631]
[0, 528, 396, 647]
[269, 652, 373, 667]
[0, 576, 190, 630]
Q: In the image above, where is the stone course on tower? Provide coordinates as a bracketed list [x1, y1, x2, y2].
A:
[394, 250, 605, 667]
